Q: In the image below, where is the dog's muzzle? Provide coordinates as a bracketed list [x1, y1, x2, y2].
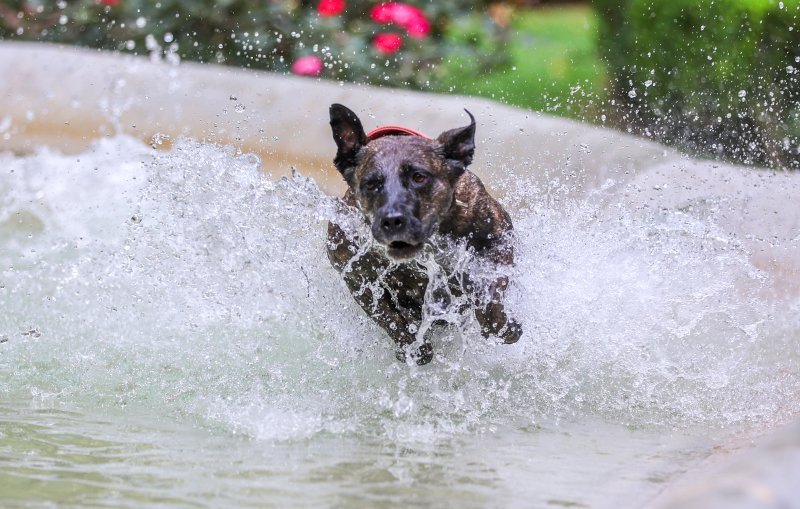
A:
[372, 210, 425, 260]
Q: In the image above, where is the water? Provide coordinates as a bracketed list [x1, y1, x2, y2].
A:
[1, 137, 798, 507]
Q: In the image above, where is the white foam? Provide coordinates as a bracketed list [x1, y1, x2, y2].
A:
[1, 137, 798, 444]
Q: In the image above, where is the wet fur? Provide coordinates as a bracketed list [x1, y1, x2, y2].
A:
[326, 104, 522, 364]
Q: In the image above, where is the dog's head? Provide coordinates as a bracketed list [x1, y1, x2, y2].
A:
[329, 103, 476, 260]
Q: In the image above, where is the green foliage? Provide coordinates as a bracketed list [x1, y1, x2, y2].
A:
[590, 0, 628, 76]
[0, 0, 507, 90]
[595, 0, 800, 168]
[437, 6, 606, 119]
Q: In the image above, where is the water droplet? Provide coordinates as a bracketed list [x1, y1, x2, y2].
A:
[738, 90, 747, 98]
[21, 327, 41, 338]
[234, 103, 245, 113]
[628, 89, 637, 99]
[150, 133, 170, 148]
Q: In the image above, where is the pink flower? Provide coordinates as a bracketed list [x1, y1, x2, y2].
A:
[370, 3, 396, 23]
[317, 0, 345, 17]
[373, 33, 403, 54]
[291, 55, 323, 77]
[404, 15, 430, 39]
[370, 2, 430, 39]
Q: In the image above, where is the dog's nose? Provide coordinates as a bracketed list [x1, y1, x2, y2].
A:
[380, 214, 407, 234]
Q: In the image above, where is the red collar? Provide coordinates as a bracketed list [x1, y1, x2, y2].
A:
[367, 125, 431, 141]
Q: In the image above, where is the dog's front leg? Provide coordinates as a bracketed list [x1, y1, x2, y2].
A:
[340, 271, 432, 365]
[474, 275, 522, 344]
[327, 223, 432, 365]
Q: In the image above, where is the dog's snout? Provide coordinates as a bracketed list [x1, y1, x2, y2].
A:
[380, 214, 407, 234]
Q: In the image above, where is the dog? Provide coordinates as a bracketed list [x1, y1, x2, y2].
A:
[326, 104, 522, 365]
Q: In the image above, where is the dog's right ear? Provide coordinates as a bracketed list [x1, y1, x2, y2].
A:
[329, 104, 368, 183]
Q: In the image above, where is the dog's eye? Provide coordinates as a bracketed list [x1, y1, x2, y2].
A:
[412, 172, 428, 184]
[363, 181, 381, 192]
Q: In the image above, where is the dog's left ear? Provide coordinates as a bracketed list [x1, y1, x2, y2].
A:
[437, 109, 476, 179]
[329, 103, 368, 183]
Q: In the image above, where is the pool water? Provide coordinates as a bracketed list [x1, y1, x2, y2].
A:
[1, 137, 798, 507]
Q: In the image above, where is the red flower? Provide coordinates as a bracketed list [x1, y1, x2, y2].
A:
[291, 55, 323, 77]
[370, 2, 430, 39]
[98, 0, 119, 4]
[373, 33, 403, 54]
[317, 0, 345, 17]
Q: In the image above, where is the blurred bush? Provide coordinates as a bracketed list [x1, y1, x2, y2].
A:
[593, 0, 800, 169]
[0, 0, 507, 89]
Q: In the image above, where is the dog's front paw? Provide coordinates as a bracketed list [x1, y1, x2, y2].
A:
[476, 302, 523, 344]
[477, 309, 523, 344]
[480, 320, 522, 344]
[395, 342, 433, 365]
[498, 318, 522, 344]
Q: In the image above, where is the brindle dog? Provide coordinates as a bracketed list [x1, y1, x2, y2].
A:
[326, 104, 522, 365]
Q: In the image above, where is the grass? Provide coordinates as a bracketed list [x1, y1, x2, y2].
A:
[437, 5, 607, 121]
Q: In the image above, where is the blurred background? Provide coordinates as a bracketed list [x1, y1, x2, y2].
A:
[1, 0, 798, 169]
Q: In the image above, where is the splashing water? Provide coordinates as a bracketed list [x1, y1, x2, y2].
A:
[1, 137, 799, 506]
